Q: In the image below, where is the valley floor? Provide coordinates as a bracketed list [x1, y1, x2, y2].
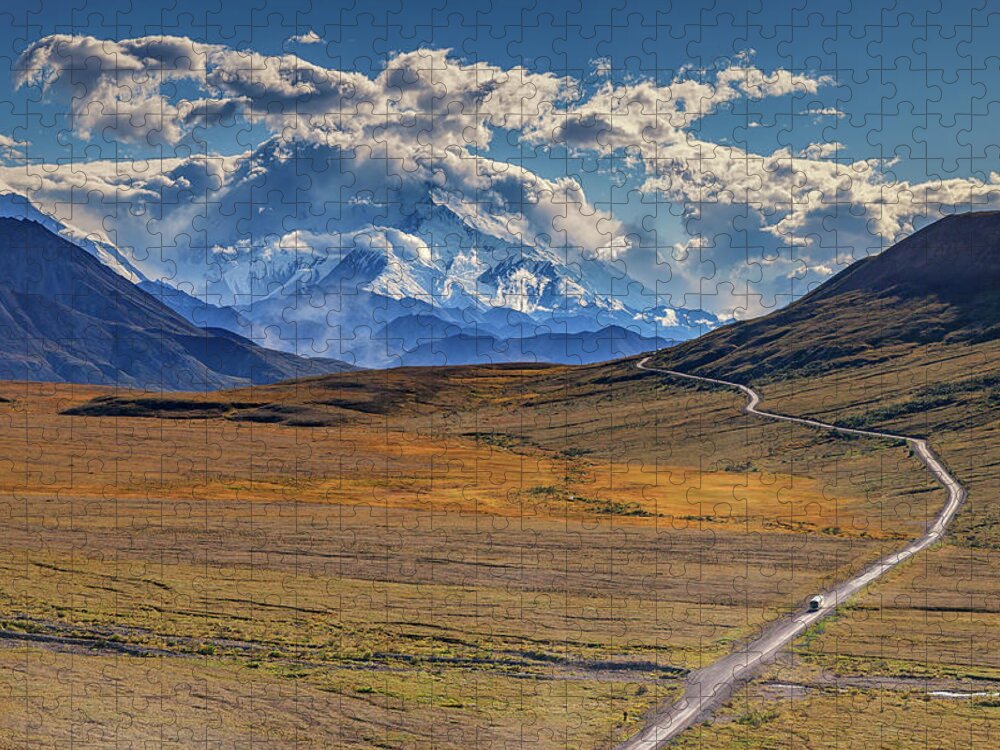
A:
[0, 495, 888, 749]
[0, 365, 940, 749]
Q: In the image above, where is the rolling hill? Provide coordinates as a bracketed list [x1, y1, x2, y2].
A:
[0, 218, 354, 389]
[646, 211, 1000, 380]
[373, 323, 665, 366]
[632, 208, 999, 550]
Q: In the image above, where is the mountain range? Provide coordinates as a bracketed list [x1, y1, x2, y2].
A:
[0, 166, 721, 367]
[68, 208, 1000, 434]
[0, 208, 677, 386]
[9, 190, 992, 386]
[0, 217, 355, 389]
[153, 178, 719, 367]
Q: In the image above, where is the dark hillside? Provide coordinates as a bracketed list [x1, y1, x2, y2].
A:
[648, 211, 1000, 381]
[0, 218, 353, 389]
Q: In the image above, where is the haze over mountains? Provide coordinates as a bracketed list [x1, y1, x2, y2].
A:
[4, 189, 994, 388]
[0, 188, 720, 368]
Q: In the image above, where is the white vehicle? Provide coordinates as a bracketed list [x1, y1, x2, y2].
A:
[808, 595, 825, 612]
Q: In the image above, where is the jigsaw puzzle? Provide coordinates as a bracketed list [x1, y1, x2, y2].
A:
[0, 0, 997, 747]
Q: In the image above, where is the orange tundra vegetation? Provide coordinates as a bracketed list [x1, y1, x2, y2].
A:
[0, 360, 940, 749]
[0, 362, 928, 539]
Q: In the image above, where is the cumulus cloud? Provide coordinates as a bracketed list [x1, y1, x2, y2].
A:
[800, 141, 844, 160]
[517, 55, 999, 312]
[9, 36, 608, 290]
[15, 36, 570, 152]
[0, 134, 28, 162]
[15, 34, 210, 144]
[178, 97, 248, 127]
[10, 36, 1000, 318]
[716, 65, 833, 99]
[288, 30, 323, 45]
[523, 59, 834, 159]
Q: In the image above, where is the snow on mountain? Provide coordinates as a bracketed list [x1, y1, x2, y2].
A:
[0, 192, 146, 283]
[0, 136, 723, 367]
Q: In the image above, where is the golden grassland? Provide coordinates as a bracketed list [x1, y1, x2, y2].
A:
[0, 360, 942, 749]
[757, 339, 1000, 547]
[756, 337, 1000, 679]
[0, 641, 667, 750]
[671, 678, 1000, 750]
[673, 546, 1000, 749]
[0, 494, 891, 749]
[0, 372, 933, 538]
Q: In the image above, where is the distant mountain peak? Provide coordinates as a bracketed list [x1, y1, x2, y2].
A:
[0, 186, 726, 369]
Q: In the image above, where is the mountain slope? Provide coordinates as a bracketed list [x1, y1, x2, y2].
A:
[394, 325, 665, 366]
[0, 218, 354, 389]
[0, 186, 722, 366]
[137, 279, 246, 334]
[647, 211, 1000, 381]
[813, 211, 1000, 299]
[0, 192, 146, 282]
[632, 210, 1000, 554]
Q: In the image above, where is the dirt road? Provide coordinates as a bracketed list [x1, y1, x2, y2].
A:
[616, 357, 967, 750]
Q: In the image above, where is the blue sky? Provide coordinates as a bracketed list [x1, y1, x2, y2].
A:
[0, 0, 997, 317]
[4, 0, 995, 174]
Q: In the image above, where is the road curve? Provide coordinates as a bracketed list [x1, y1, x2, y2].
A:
[616, 357, 967, 750]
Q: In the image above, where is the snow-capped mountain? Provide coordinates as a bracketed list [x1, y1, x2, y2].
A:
[1, 138, 722, 367]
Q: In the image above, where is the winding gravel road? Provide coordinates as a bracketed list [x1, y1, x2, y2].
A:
[616, 357, 967, 750]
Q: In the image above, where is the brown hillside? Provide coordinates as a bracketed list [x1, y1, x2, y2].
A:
[649, 211, 1000, 381]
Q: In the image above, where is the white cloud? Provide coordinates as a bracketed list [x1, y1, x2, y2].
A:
[9, 38, 1000, 318]
[15, 36, 572, 154]
[590, 57, 613, 77]
[288, 30, 323, 45]
[799, 141, 844, 159]
[716, 66, 833, 100]
[656, 308, 679, 327]
[803, 106, 846, 118]
[0, 134, 28, 162]
[523, 59, 835, 158]
[15, 35, 211, 145]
